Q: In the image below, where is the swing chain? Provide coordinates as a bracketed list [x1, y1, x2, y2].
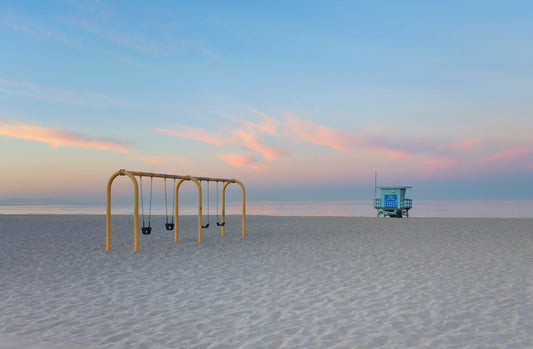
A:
[164, 177, 175, 231]
[217, 180, 225, 226]
[202, 180, 210, 228]
[171, 179, 176, 225]
[140, 176, 145, 226]
[164, 178, 169, 224]
[148, 176, 153, 227]
[140, 176, 152, 235]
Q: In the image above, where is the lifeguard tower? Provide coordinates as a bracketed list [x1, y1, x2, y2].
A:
[373, 186, 413, 218]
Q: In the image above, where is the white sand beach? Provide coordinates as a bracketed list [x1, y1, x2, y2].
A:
[0, 215, 532, 348]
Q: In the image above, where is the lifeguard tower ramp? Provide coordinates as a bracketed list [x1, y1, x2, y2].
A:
[374, 186, 412, 218]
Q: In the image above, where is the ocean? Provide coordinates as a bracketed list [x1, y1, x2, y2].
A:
[1, 200, 532, 218]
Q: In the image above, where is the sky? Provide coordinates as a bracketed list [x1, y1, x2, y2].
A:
[1, 0, 532, 206]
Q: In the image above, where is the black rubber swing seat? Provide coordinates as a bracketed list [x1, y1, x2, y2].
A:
[216, 222, 225, 226]
[202, 223, 209, 229]
[142, 227, 152, 235]
[165, 223, 174, 231]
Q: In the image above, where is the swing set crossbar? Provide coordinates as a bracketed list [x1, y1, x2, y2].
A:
[123, 170, 236, 184]
[106, 169, 246, 252]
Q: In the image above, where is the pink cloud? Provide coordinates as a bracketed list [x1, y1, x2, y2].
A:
[0, 119, 129, 153]
[246, 108, 281, 136]
[443, 138, 481, 152]
[479, 146, 532, 163]
[285, 113, 420, 159]
[217, 153, 271, 172]
[218, 153, 254, 168]
[155, 122, 287, 162]
[232, 128, 286, 161]
[285, 114, 353, 151]
[220, 108, 281, 136]
[157, 109, 454, 168]
[368, 145, 412, 160]
[250, 162, 272, 172]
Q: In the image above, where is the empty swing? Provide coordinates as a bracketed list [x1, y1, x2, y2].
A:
[140, 176, 153, 235]
[164, 178, 175, 231]
[216, 181, 225, 226]
[202, 180, 210, 229]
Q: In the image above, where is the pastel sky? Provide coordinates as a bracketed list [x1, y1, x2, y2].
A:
[1, 0, 532, 204]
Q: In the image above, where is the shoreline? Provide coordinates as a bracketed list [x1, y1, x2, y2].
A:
[2, 213, 533, 221]
[2, 200, 533, 218]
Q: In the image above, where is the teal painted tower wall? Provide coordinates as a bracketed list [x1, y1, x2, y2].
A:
[380, 187, 407, 209]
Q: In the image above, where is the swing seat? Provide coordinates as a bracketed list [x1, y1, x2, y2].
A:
[216, 222, 225, 226]
[202, 223, 209, 229]
[165, 223, 174, 231]
[142, 226, 152, 235]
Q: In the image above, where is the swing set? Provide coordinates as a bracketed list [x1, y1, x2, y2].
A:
[106, 169, 246, 251]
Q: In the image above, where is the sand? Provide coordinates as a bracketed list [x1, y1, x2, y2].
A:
[0, 214, 532, 348]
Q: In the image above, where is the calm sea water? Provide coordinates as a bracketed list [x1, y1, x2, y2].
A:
[1, 200, 532, 218]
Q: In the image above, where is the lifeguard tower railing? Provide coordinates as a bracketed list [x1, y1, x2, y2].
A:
[373, 198, 413, 210]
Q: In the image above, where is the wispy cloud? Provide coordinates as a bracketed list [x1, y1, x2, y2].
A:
[155, 125, 287, 162]
[154, 126, 226, 146]
[0, 78, 40, 90]
[217, 153, 272, 171]
[284, 113, 417, 160]
[285, 114, 353, 152]
[233, 128, 286, 161]
[74, 17, 160, 54]
[218, 153, 254, 168]
[246, 107, 282, 136]
[444, 138, 481, 151]
[132, 155, 189, 166]
[1, 13, 73, 45]
[479, 146, 532, 163]
[2, 4, 219, 60]
[0, 78, 130, 107]
[155, 109, 288, 168]
[368, 145, 412, 160]
[0, 119, 130, 153]
[69, 4, 220, 60]
[156, 108, 533, 176]
[155, 108, 432, 171]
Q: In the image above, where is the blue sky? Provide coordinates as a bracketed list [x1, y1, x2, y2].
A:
[1, 0, 532, 204]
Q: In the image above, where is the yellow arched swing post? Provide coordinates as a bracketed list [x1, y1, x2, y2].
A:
[174, 176, 203, 243]
[106, 169, 139, 251]
[106, 169, 245, 251]
[221, 180, 246, 237]
[174, 178, 188, 243]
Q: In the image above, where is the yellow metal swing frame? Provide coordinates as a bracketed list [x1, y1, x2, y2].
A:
[106, 169, 245, 251]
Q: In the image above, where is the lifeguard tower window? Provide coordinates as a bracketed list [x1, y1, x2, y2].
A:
[374, 186, 412, 218]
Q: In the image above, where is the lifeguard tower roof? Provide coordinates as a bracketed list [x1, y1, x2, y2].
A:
[377, 186, 412, 189]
